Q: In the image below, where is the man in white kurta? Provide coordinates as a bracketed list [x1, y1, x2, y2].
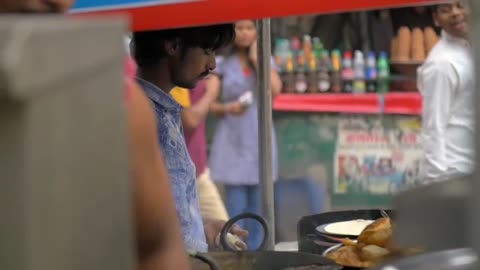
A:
[418, 1, 474, 183]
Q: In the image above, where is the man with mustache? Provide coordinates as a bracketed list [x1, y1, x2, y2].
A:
[418, 1, 474, 183]
[133, 26, 248, 252]
[0, 1, 191, 269]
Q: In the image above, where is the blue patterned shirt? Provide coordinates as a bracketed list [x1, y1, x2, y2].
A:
[136, 78, 208, 252]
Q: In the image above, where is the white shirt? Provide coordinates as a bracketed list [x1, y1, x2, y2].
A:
[418, 31, 475, 183]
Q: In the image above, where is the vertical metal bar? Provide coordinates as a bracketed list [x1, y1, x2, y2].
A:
[257, 18, 275, 250]
[469, 0, 480, 261]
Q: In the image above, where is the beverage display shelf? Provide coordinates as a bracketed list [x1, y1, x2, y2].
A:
[273, 92, 422, 115]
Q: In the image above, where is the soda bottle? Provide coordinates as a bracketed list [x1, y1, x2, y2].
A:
[317, 50, 331, 92]
[291, 36, 301, 57]
[377, 51, 390, 93]
[352, 50, 366, 94]
[313, 37, 323, 58]
[303, 35, 313, 60]
[282, 53, 295, 93]
[341, 51, 354, 93]
[330, 49, 342, 93]
[274, 39, 284, 70]
[295, 50, 307, 94]
[365, 51, 377, 93]
[307, 54, 318, 93]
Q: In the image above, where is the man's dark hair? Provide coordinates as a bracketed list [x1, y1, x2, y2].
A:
[132, 24, 235, 68]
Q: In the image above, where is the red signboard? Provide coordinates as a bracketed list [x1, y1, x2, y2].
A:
[72, 0, 443, 31]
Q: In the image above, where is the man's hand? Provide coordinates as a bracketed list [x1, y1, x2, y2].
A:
[203, 219, 248, 250]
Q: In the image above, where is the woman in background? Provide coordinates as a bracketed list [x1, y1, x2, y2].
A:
[207, 20, 282, 249]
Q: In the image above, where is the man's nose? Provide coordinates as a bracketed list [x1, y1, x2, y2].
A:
[208, 54, 216, 71]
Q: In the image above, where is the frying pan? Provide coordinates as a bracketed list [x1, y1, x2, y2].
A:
[190, 212, 341, 270]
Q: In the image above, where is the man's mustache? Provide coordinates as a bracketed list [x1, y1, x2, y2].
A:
[200, 71, 210, 78]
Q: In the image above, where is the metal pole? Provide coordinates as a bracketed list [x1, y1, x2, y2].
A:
[257, 18, 275, 250]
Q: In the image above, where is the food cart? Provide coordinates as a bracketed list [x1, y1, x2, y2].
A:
[71, 0, 451, 242]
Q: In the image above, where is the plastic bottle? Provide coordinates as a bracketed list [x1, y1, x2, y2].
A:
[365, 51, 377, 93]
[275, 39, 290, 93]
[282, 39, 291, 67]
[317, 50, 331, 92]
[291, 36, 301, 56]
[282, 53, 295, 93]
[313, 37, 323, 59]
[273, 38, 282, 66]
[377, 51, 390, 93]
[303, 35, 313, 60]
[274, 39, 284, 70]
[341, 50, 354, 93]
[352, 50, 366, 94]
[307, 54, 318, 93]
[330, 49, 342, 93]
[295, 50, 307, 94]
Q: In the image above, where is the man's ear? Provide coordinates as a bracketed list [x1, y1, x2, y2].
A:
[164, 40, 179, 56]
